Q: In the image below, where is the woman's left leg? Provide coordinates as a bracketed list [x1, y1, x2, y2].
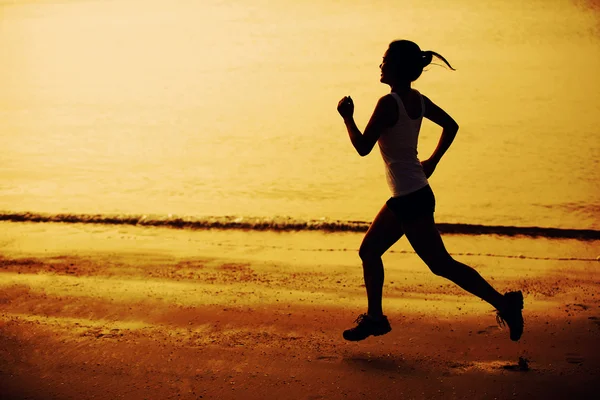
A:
[359, 203, 405, 317]
[342, 203, 404, 341]
[401, 213, 524, 341]
[401, 213, 506, 311]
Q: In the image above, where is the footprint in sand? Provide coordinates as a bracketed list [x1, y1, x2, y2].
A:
[565, 353, 584, 365]
[476, 325, 499, 335]
[566, 303, 590, 312]
[451, 358, 530, 373]
[448, 361, 473, 372]
[316, 355, 341, 363]
[502, 357, 530, 371]
[82, 327, 123, 339]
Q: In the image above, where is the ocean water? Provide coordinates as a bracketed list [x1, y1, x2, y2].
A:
[1, 0, 599, 233]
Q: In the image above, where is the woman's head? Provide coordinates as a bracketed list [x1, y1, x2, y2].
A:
[380, 40, 455, 85]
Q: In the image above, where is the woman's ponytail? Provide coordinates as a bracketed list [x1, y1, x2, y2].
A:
[422, 50, 456, 71]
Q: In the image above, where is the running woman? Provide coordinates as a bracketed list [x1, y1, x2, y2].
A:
[337, 40, 524, 342]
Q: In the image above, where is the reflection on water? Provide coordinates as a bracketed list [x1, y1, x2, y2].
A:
[1, 0, 599, 229]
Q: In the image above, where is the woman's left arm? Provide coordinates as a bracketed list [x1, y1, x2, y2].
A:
[337, 95, 396, 157]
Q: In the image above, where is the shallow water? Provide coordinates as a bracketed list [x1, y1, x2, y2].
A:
[1, 0, 599, 231]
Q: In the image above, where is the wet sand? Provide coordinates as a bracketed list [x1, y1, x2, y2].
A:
[1, 222, 599, 399]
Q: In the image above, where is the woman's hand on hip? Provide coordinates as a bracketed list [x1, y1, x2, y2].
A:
[421, 158, 438, 178]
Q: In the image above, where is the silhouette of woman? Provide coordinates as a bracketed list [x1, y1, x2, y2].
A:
[337, 40, 523, 342]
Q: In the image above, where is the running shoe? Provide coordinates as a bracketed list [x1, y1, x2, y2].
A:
[343, 313, 392, 341]
[496, 291, 524, 341]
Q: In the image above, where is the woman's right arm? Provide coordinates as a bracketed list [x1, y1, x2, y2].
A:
[421, 96, 459, 177]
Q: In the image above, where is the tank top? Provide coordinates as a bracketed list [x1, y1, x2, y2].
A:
[377, 91, 429, 197]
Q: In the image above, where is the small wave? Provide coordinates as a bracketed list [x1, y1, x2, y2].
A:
[0, 211, 599, 240]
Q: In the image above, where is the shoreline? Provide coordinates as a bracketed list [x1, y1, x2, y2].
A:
[1, 212, 599, 240]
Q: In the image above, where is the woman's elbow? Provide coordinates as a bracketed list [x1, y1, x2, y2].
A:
[357, 146, 372, 157]
[357, 140, 375, 157]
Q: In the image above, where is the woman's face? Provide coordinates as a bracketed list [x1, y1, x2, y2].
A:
[379, 50, 397, 85]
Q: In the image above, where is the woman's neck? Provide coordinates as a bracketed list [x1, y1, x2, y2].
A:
[390, 82, 411, 94]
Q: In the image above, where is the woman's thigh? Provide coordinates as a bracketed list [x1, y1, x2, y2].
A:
[360, 204, 405, 259]
[401, 213, 451, 266]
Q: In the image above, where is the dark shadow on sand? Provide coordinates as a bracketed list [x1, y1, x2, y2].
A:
[344, 353, 417, 374]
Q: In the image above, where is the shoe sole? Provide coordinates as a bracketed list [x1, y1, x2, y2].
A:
[373, 327, 392, 337]
[508, 291, 524, 341]
[512, 291, 524, 309]
[343, 326, 392, 341]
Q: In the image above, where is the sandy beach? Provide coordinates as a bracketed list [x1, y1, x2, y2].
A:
[0, 221, 598, 400]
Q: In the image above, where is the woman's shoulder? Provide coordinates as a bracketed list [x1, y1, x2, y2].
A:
[413, 90, 434, 107]
[373, 94, 399, 128]
[376, 93, 400, 109]
[411, 88, 427, 100]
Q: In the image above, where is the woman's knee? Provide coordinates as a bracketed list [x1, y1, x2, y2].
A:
[358, 244, 382, 263]
[423, 254, 455, 277]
